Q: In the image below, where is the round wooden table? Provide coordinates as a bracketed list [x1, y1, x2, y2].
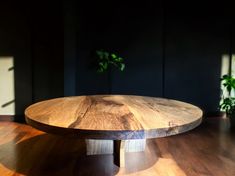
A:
[25, 95, 203, 167]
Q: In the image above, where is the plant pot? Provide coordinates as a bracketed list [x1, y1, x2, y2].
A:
[228, 113, 235, 128]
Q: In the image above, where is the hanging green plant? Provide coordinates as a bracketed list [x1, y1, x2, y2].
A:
[221, 74, 235, 93]
[96, 50, 125, 73]
[220, 74, 235, 115]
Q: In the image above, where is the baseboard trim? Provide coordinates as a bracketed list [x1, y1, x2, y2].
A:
[0, 115, 15, 121]
[203, 111, 224, 118]
[0, 115, 26, 123]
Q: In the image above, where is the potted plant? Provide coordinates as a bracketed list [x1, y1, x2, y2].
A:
[220, 74, 235, 126]
[95, 50, 125, 73]
[95, 50, 125, 93]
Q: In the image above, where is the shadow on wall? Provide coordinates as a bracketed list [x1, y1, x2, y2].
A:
[0, 56, 15, 116]
[0, 1, 64, 120]
[0, 54, 32, 121]
[0, 1, 32, 120]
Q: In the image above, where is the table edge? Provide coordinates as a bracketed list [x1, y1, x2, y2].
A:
[25, 114, 203, 140]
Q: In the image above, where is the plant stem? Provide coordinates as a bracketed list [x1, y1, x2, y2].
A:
[108, 67, 112, 94]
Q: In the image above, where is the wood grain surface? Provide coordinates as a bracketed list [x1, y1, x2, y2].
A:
[25, 95, 203, 140]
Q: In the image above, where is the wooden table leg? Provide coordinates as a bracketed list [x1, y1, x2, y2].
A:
[113, 140, 125, 167]
[85, 139, 146, 167]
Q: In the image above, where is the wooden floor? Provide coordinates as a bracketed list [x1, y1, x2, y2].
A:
[0, 116, 235, 176]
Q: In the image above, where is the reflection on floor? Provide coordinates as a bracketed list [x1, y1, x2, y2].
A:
[0, 116, 234, 176]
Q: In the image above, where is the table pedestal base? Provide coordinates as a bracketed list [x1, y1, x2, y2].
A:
[85, 139, 146, 167]
[113, 140, 125, 167]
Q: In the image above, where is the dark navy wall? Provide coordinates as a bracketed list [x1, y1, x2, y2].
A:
[110, 2, 163, 97]
[0, 1, 32, 118]
[0, 0, 234, 117]
[75, 1, 163, 97]
[64, 0, 234, 113]
[164, 1, 231, 112]
[31, 1, 64, 102]
[0, 1, 64, 119]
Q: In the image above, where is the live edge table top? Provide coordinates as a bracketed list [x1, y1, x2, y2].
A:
[25, 95, 203, 140]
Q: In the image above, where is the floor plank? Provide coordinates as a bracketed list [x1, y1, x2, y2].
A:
[0, 117, 234, 176]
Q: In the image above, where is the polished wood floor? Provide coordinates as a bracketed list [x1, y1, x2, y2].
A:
[0, 116, 235, 176]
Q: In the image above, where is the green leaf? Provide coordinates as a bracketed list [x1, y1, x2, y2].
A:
[120, 63, 125, 71]
[111, 53, 117, 59]
[114, 57, 123, 62]
[104, 52, 109, 60]
[96, 50, 104, 59]
[103, 62, 108, 70]
[99, 62, 104, 67]
[97, 67, 104, 73]
[118, 57, 123, 62]
[96, 50, 125, 73]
